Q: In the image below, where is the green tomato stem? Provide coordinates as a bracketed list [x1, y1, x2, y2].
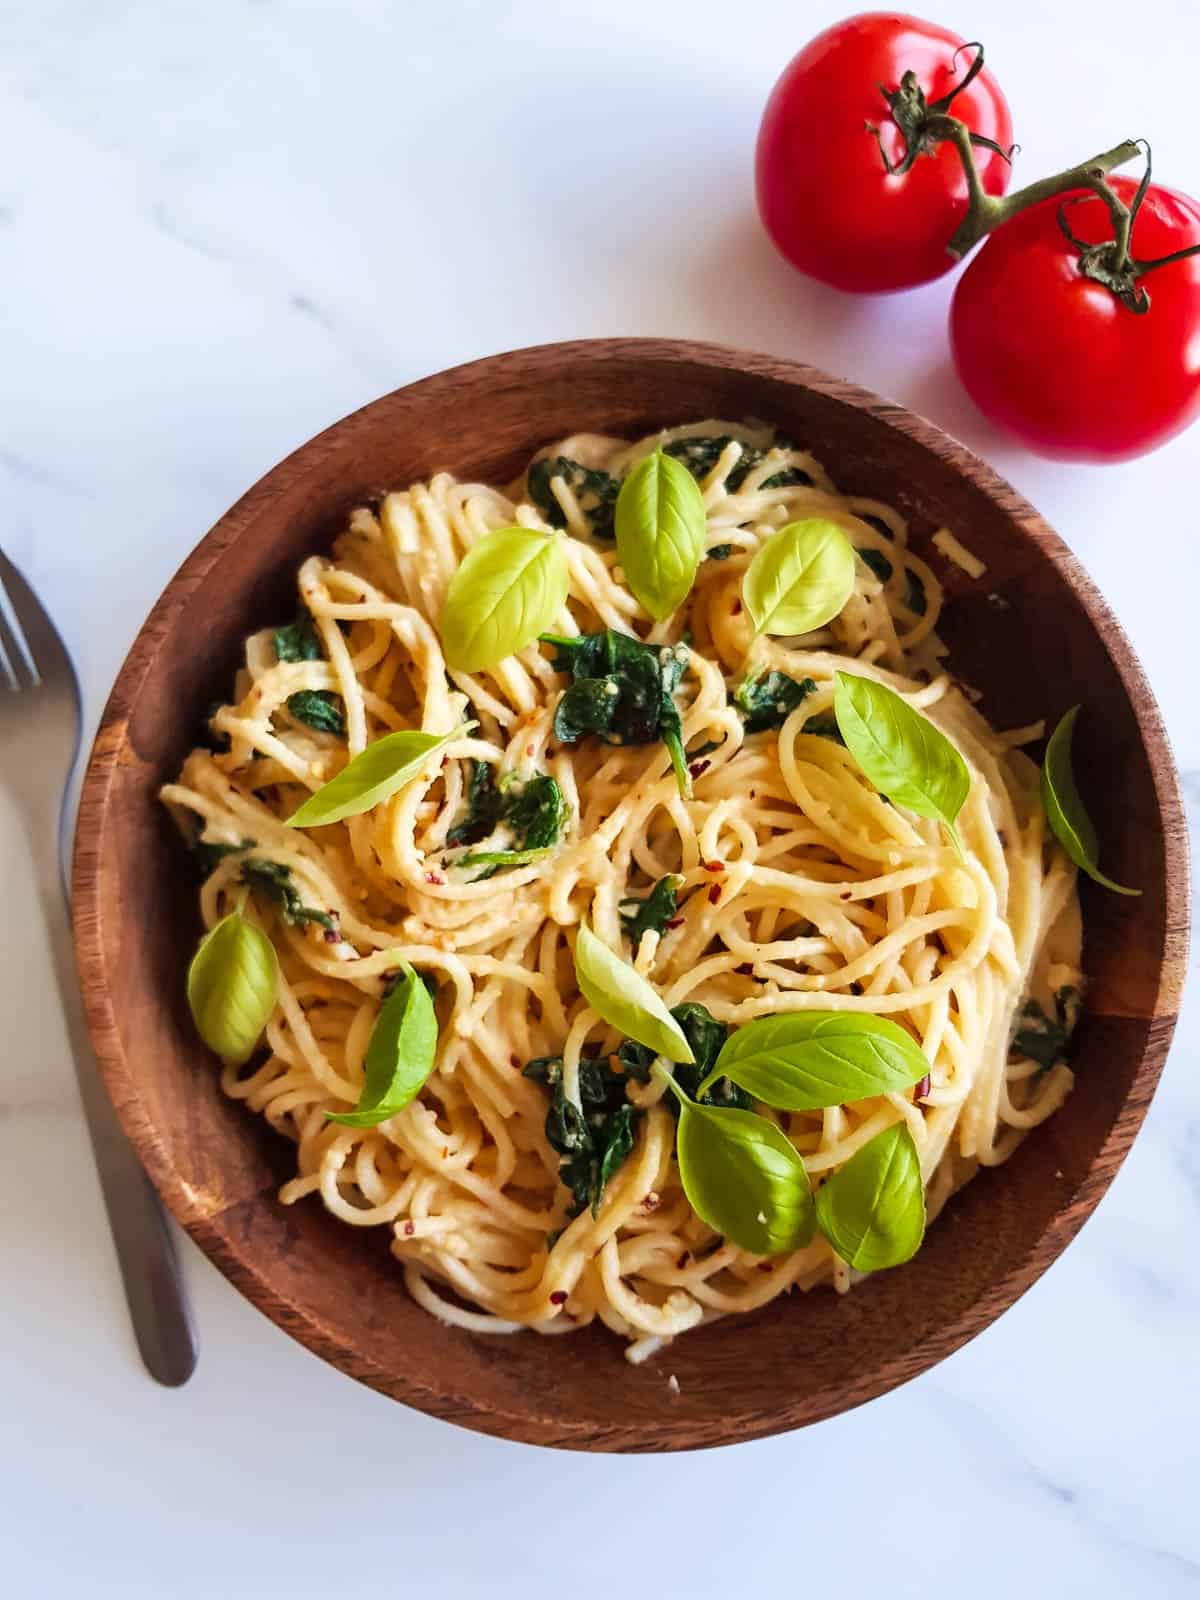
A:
[870, 41, 1188, 314]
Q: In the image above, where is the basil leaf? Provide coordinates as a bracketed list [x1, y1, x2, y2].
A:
[675, 1099, 815, 1256]
[742, 519, 856, 638]
[573, 922, 694, 1065]
[704, 1012, 929, 1110]
[187, 909, 279, 1065]
[834, 672, 969, 849]
[327, 963, 438, 1127]
[1041, 706, 1140, 896]
[814, 1122, 925, 1271]
[440, 526, 569, 672]
[615, 450, 706, 620]
[286, 723, 472, 828]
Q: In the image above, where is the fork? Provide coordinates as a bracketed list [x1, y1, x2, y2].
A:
[0, 547, 197, 1386]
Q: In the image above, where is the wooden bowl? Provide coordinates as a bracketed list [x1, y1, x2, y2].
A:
[72, 339, 1190, 1450]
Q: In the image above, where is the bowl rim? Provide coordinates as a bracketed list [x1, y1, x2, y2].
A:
[71, 336, 1191, 1448]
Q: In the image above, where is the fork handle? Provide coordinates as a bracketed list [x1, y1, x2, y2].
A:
[38, 849, 199, 1387]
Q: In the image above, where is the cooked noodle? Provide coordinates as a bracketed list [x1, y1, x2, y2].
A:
[162, 421, 1082, 1361]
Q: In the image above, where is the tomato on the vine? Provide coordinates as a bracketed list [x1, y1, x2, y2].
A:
[950, 177, 1200, 462]
[756, 12, 1013, 293]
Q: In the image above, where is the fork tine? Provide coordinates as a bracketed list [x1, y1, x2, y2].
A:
[0, 572, 37, 690]
[0, 547, 60, 685]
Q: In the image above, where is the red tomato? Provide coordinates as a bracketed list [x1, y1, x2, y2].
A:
[950, 177, 1200, 462]
[756, 12, 1013, 293]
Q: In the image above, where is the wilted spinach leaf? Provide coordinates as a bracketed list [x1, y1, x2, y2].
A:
[663, 436, 813, 493]
[286, 690, 346, 736]
[858, 546, 893, 583]
[241, 859, 337, 934]
[803, 713, 845, 745]
[734, 671, 817, 734]
[1011, 987, 1081, 1072]
[527, 456, 621, 541]
[614, 1002, 750, 1112]
[543, 630, 690, 795]
[274, 613, 323, 663]
[274, 613, 345, 735]
[446, 758, 504, 847]
[191, 834, 255, 877]
[523, 1052, 642, 1217]
[903, 570, 927, 617]
[454, 773, 567, 877]
[619, 876, 682, 945]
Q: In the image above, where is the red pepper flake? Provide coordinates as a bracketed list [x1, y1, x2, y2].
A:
[676, 1251, 691, 1269]
[510, 1054, 521, 1069]
[424, 871, 446, 886]
[665, 917, 684, 930]
[758, 1262, 773, 1274]
[403, 1221, 415, 1237]
[642, 1191, 661, 1211]
[549, 1290, 568, 1305]
[546, 747, 556, 759]
[525, 744, 535, 758]
[708, 884, 722, 905]
[323, 927, 340, 943]
[735, 962, 755, 976]
[688, 759, 711, 780]
[732, 600, 743, 615]
[703, 860, 725, 873]
[914, 1073, 931, 1104]
[839, 888, 853, 901]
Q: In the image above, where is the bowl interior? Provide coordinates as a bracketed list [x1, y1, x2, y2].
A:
[74, 340, 1188, 1450]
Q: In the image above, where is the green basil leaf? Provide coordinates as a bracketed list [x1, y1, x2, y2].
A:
[440, 526, 569, 672]
[703, 1012, 929, 1110]
[187, 909, 279, 1065]
[615, 449, 706, 621]
[814, 1122, 925, 1271]
[286, 723, 473, 828]
[573, 922, 694, 1065]
[675, 1100, 815, 1256]
[328, 962, 438, 1127]
[1041, 706, 1140, 896]
[833, 672, 969, 849]
[741, 518, 856, 638]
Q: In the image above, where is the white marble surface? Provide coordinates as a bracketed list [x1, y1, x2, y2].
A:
[2, 1, 1198, 1593]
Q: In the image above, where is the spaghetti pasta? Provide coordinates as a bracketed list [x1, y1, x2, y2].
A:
[162, 420, 1082, 1361]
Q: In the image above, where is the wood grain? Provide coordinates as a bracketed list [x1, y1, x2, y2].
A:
[71, 339, 1190, 1451]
